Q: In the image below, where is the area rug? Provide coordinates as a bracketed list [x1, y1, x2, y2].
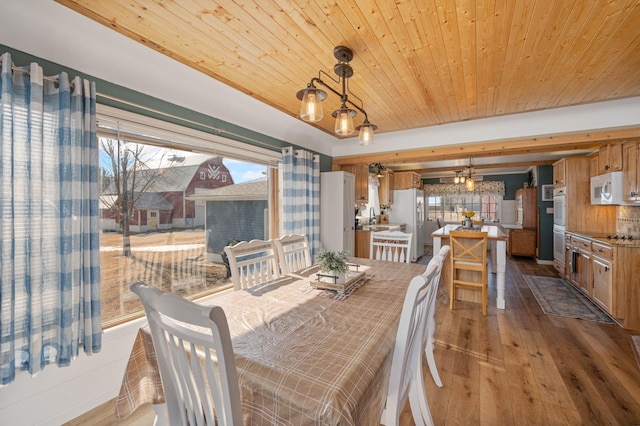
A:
[523, 275, 615, 324]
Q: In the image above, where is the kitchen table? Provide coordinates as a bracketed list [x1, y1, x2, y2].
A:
[116, 258, 426, 425]
[432, 224, 509, 309]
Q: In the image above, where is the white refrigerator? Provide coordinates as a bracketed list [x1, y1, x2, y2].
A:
[388, 189, 425, 262]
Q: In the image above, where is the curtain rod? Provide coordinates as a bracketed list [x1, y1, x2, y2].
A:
[9, 65, 281, 153]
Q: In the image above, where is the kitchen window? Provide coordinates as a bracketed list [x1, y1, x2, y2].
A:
[427, 194, 502, 222]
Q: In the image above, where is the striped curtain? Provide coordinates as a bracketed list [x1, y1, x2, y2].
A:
[280, 147, 320, 259]
[0, 53, 101, 385]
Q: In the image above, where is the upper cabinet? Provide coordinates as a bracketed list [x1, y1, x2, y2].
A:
[588, 152, 600, 178]
[341, 164, 369, 205]
[623, 141, 640, 203]
[598, 142, 624, 174]
[553, 158, 566, 188]
[378, 170, 394, 206]
[393, 171, 422, 190]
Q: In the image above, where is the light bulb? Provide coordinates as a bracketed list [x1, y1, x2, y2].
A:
[300, 89, 323, 122]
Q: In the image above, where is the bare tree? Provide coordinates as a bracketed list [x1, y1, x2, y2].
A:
[100, 138, 168, 256]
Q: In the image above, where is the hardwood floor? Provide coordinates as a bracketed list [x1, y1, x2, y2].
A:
[67, 256, 640, 425]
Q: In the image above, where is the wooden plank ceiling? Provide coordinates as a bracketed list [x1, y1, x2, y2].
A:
[57, 0, 640, 172]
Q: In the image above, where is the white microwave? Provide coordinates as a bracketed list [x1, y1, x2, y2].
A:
[590, 171, 625, 205]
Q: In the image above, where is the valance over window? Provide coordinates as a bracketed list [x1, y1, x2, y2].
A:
[423, 181, 505, 196]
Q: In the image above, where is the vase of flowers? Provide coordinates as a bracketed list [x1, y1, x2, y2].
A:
[316, 249, 349, 284]
[461, 210, 475, 228]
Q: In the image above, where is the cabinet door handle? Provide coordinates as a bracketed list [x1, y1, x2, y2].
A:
[605, 266, 609, 272]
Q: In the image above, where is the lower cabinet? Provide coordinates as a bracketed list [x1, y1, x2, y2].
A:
[592, 255, 613, 313]
[355, 231, 370, 259]
[509, 229, 536, 257]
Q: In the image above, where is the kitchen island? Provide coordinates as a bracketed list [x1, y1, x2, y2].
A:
[432, 224, 509, 310]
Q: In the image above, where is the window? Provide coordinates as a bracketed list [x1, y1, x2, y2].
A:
[97, 106, 276, 327]
[427, 194, 502, 223]
[200, 171, 206, 179]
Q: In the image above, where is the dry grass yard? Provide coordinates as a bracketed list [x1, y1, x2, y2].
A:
[99, 229, 230, 323]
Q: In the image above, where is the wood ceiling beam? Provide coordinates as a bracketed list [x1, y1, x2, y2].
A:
[406, 160, 556, 175]
[332, 127, 640, 166]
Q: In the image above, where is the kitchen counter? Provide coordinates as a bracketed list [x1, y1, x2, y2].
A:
[358, 223, 404, 232]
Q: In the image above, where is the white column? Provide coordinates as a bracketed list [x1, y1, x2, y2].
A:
[496, 240, 507, 309]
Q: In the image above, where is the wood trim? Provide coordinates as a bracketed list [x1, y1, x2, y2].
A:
[332, 127, 640, 167]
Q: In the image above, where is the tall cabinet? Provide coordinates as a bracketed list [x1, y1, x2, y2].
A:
[320, 171, 355, 254]
[509, 187, 537, 258]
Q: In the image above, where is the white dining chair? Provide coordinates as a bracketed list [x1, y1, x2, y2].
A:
[273, 234, 312, 274]
[130, 282, 242, 426]
[380, 266, 441, 426]
[370, 230, 413, 263]
[224, 239, 282, 290]
[420, 245, 450, 390]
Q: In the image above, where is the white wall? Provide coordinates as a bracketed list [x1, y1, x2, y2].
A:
[0, 318, 145, 425]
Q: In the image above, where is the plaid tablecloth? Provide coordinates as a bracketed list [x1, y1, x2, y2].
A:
[116, 258, 426, 425]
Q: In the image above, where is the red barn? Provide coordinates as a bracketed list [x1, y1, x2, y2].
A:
[100, 154, 234, 232]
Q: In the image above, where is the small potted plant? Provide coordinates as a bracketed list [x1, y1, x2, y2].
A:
[316, 249, 349, 284]
[461, 210, 475, 228]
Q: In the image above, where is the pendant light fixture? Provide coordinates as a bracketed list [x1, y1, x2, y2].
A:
[296, 46, 377, 145]
[453, 170, 466, 184]
[465, 156, 475, 191]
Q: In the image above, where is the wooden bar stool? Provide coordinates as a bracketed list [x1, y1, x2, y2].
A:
[449, 231, 489, 316]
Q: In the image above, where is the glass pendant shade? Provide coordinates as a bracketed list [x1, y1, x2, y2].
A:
[460, 175, 466, 184]
[466, 177, 475, 191]
[299, 88, 325, 122]
[333, 107, 355, 136]
[357, 123, 375, 146]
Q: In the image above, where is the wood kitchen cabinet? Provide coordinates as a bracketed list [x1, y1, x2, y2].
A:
[341, 164, 369, 205]
[378, 170, 394, 206]
[562, 233, 640, 329]
[516, 188, 537, 228]
[623, 141, 639, 202]
[555, 156, 615, 236]
[598, 141, 623, 174]
[591, 242, 614, 314]
[354, 230, 370, 259]
[568, 235, 591, 295]
[509, 229, 536, 257]
[393, 171, 422, 190]
[510, 187, 537, 258]
[553, 158, 566, 187]
[588, 152, 600, 177]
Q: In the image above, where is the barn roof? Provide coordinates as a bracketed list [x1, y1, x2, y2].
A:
[187, 178, 267, 201]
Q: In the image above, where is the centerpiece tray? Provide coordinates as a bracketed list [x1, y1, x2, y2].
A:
[310, 270, 366, 295]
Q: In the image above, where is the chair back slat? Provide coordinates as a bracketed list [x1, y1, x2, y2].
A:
[273, 234, 312, 274]
[370, 230, 413, 263]
[224, 239, 281, 290]
[130, 282, 242, 426]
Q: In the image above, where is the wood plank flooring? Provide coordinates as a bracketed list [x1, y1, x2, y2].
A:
[66, 256, 640, 425]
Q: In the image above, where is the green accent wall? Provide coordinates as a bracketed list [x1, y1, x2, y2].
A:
[537, 165, 554, 261]
[1, 44, 333, 172]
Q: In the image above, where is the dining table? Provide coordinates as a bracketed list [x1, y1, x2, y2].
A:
[432, 224, 509, 309]
[115, 258, 427, 425]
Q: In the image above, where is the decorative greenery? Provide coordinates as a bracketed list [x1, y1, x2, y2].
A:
[316, 249, 349, 274]
[461, 210, 476, 218]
